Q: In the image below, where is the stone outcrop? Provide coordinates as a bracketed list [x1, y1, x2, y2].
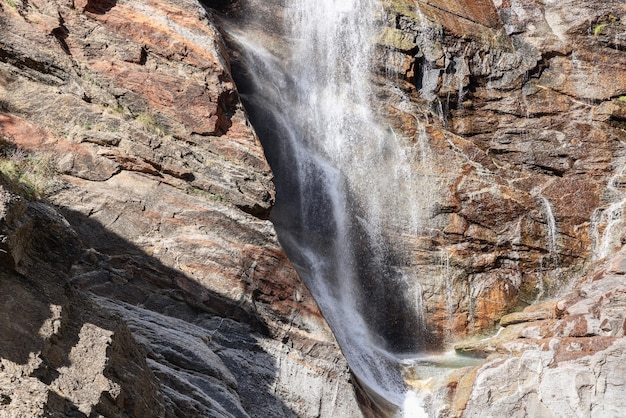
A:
[0, 0, 360, 416]
[428, 249, 626, 417]
[0, 184, 166, 417]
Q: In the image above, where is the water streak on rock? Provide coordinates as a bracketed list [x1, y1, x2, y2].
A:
[591, 163, 626, 260]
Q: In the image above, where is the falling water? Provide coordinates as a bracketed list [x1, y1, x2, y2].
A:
[402, 391, 430, 418]
[591, 163, 626, 260]
[592, 200, 626, 260]
[226, 0, 435, 412]
[539, 197, 558, 259]
[437, 249, 455, 342]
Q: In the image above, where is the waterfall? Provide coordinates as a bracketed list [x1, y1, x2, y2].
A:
[226, 0, 432, 412]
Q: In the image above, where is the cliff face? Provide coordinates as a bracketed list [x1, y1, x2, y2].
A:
[0, 0, 359, 416]
[0, 186, 166, 416]
[377, 0, 626, 341]
[2, 0, 626, 417]
[221, 0, 626, 415]
[374, 0, 626, 415]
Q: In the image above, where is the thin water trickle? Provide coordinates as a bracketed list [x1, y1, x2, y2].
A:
[539, 196, 558, 259]
[593, 200, 626, 260]
[591, 162, 626, 260]
[437, 249, 455, 342]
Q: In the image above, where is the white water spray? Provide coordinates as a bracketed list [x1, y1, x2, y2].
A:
[227, 0, 438, 411]
[401, 391, 430, 418]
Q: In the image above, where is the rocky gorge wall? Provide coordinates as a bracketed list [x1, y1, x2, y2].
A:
[221, 0, 626, 415]
[1, 0, 626, 417]
[0, 0, 360, 416]
[373, 0, 626, 415]
[376, 0, 626, 343]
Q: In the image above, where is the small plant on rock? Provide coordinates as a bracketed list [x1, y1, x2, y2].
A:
[136, 113, 165, 137]
[0, 137, 59, 199]
[593, 23, 608, 37]
[593, 14, 618, 37]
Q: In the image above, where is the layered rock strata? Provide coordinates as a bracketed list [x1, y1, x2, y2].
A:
[373, 0, 626, 415]
[2, 0, 626, 416]
[0, 0, 360, 416]
[435, 249, 626, 417]
[376, 0, 626, 343]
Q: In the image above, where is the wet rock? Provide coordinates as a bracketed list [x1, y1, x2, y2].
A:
[438, 248, 626, 417]
[377, 0, 626, 346]
[499, 307, 554, 327]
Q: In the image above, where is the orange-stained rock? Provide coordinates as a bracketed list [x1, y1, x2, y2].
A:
[3, 0, 626, 415]
[418, 0, 501, 29]
[443, 247, 626, 416]
[376, 0, 625, 349]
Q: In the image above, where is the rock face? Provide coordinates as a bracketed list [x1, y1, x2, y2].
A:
[0, 184, 166, 417]
[375, 0, 626, 344]
[435, 250, 626, 417]
[0, 0, 360, 417]
[371, 0, 626, 416]
[221, 0, 626, 415]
